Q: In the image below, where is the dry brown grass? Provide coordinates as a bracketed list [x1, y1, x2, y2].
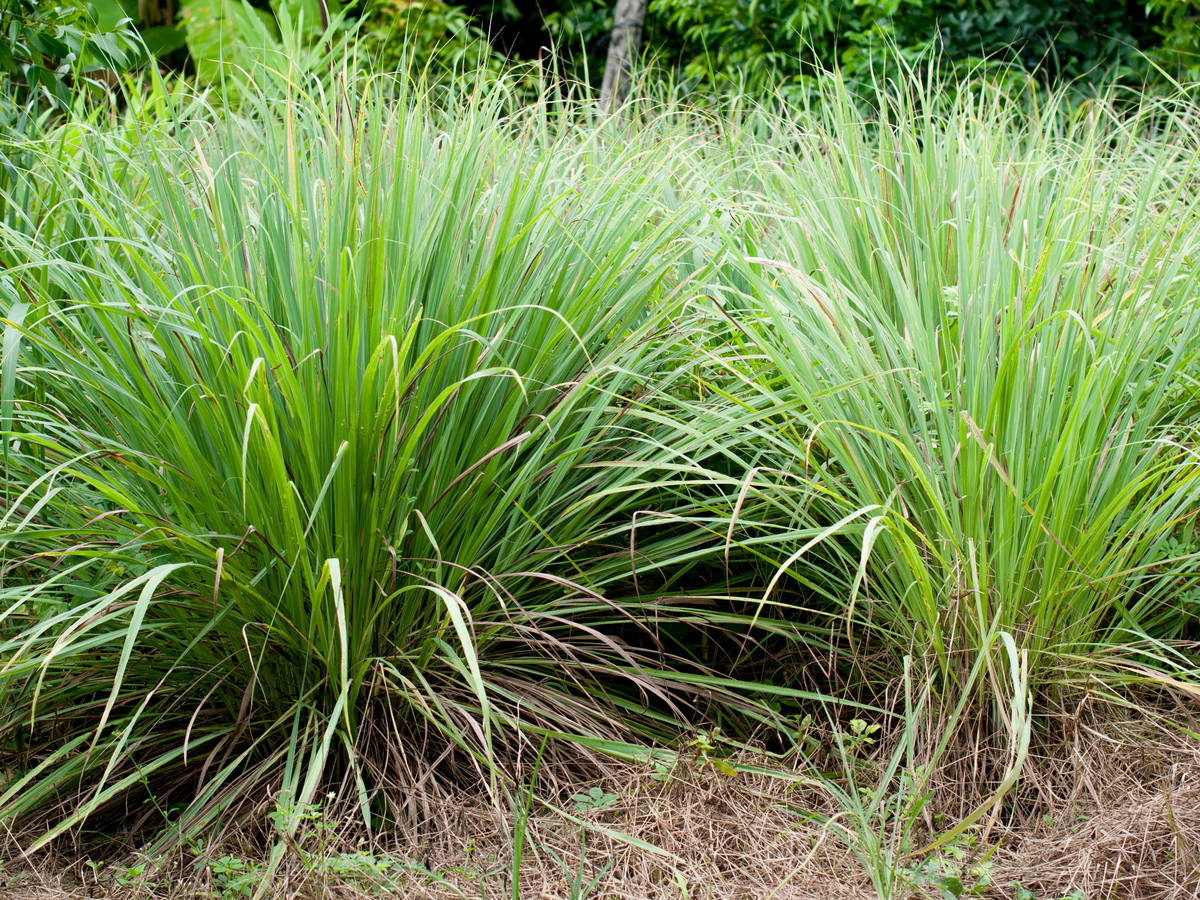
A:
[0, 763, 873, 900]
[3, 703, 1198, 900]
[988, 701, 1200, 900]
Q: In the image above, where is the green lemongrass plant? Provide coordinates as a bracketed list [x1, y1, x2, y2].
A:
[696, 76, 1200, 726]
[0, 74, 746, 850]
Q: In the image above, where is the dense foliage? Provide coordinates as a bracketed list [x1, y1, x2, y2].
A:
[0, 0, 142, 125]
[2, 70, 1199, 869]
[533, 0, 1197, 95]
[13, 0, 1197, 104]
[0, 0, 1198, 888]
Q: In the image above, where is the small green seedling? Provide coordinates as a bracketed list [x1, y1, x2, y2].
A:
[202, 855, 263, 899]
[684, 728, 738, 777]
[843, 718, 880, 756]
[115, 863, 146, 886]
[570, 786, 618, 813]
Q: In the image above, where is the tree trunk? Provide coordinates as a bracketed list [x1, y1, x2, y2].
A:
[598, 0, 648, 114]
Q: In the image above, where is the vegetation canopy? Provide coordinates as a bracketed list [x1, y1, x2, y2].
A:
[0, 43, 1198, 899]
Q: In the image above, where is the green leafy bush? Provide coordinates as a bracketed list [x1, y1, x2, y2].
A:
[0, 0, 143, 126]
[1148, 0, 1200, 81]
[546, 0, 1194, 98]
[171, 0, 506, 95]
[178, 0, 348, 93]
[359, 0, 506, 85]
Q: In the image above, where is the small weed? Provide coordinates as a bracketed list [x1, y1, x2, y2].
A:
[114, 862, 146, 887]
[649, 759, 675, 784]
[314, 847, 394, 880]
[906, 831, 995, 898]
[1007, 888, 1085, 900]
[843, 719, 880, 756]
[192, 855, 262, 899]
[570, 787, 618, 813]
[684, 727, 738, 777]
